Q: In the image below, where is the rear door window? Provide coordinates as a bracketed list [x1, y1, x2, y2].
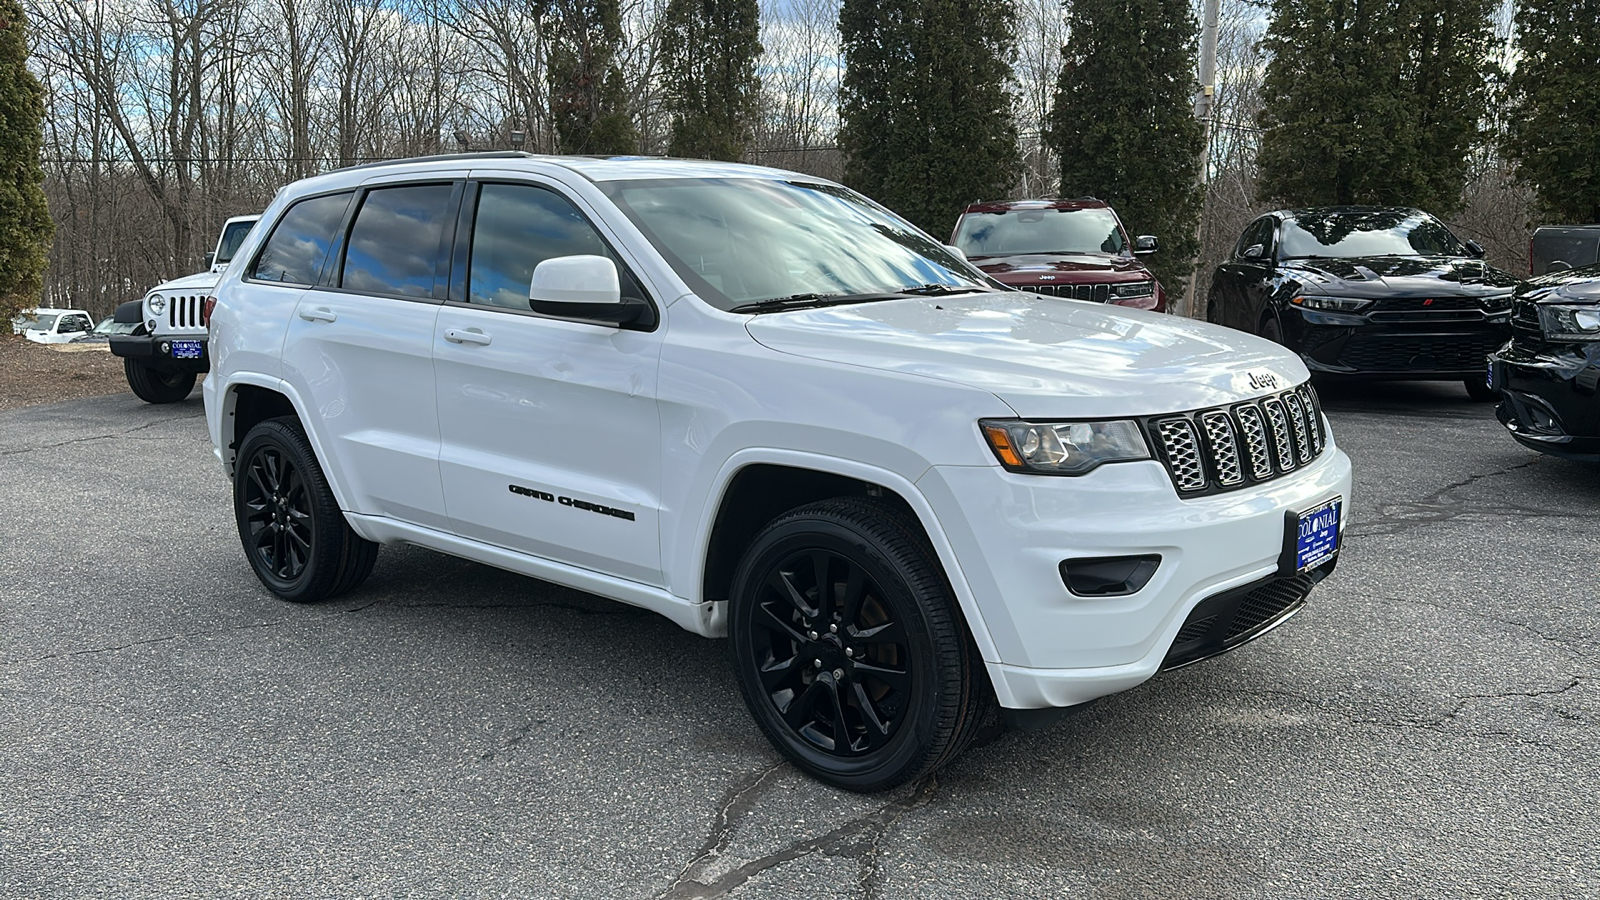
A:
[340, 184, 457, 299]
[250, 192, 354, 285]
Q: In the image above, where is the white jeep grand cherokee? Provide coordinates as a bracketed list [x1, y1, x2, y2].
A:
[205, 154, 1352, 791]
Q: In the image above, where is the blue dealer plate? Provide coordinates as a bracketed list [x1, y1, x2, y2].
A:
[1290, 496, 1341, 573]
[172, 340, 203, 359]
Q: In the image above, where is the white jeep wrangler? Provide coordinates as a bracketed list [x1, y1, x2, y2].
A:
[204, 155, 1352, 790]
[110, 215, 258, 403]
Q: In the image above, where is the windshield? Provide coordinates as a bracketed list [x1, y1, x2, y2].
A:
[29, 313, 59, 332]
[953, 206, 1128, 259]
[600, 178, 985, 312]
[1279, 210, 1468, 259]
[216, 220, 256, 264]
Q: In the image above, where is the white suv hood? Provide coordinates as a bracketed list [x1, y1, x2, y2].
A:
[745, 294, 1310, 418]
[148, 269, 223, 295]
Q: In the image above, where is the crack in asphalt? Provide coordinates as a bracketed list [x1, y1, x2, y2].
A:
[664, 763, 787, 894]
[1384, 595, 1598, 665]
[1218, 675, 1591, 746]
[1347, 458, 1586, 537]
[0, 413, 203, 457]
[480, 720, 544, 761]
[659, 774, 939, 899]
[17, 619, 288, 666]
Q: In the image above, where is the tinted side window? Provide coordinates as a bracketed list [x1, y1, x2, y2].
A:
[341, 184, 456, 298]
[216, 220, 255, 264]
[251, 192, 353, 285]
[467, 183, 616, 309]
[1238, 218, 1270, 259]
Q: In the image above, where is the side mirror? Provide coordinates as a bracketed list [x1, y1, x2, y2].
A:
[943, 244, 967, 262]
[1464, 239, 1486, 259]
[529, 254, 641, 326]
[1135, 235, 1159, 255]
[204, 252, 216, 269]
[1242, 243, 1265, 260]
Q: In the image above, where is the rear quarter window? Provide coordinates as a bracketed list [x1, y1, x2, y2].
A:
[250, 192, 354, 286]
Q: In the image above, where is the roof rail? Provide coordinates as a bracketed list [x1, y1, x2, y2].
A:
[332, 151, 533, 173]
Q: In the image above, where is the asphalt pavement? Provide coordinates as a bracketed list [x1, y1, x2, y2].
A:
[2, 381, 1596, 898]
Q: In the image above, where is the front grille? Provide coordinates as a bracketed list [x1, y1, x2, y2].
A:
[1375, 296, 1479, 312]
[1030, 282, 1112, 303]
[1148, 384, 1327, 497]
[166, 293, 207, 330]
[1337, 333, 1502, 371]
[1161, 569, 1329, 671]
[1511, 300, 1542, 341]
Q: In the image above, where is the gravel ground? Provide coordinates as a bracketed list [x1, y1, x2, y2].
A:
[0, 335, 131, 412]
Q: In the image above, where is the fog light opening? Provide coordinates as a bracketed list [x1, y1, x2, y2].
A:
[1060, 554, 1162, 597]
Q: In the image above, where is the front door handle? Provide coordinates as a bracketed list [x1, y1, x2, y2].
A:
[444, 327, 492, 346]
[298, 306, 337, 323]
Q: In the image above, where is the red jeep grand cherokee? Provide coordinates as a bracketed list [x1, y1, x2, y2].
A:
[951, 199, 1166, 312]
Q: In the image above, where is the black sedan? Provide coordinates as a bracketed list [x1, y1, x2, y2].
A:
[1489, 263, 1600, 460]
[1207, 207, 1519, 400]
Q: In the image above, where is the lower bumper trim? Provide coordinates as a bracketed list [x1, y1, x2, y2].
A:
[1159, 561, 1336, 671]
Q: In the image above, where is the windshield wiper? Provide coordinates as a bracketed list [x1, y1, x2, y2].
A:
[897, 283, 986, 296]
[728, 292, 899, 314]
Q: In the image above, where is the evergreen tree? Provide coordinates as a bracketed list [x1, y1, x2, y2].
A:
[1503, 0, 1600, 223]
[660, 0, 761, 161]
[0, 0, 52, 322]
[838, 0, 1020, 236]
[547, 0, 638, 155]
[1257, 0, 1498, 214]
[1046, 0, 1203, 291]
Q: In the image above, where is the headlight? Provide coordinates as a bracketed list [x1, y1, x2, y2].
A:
[1109, 280, 1154, 300]
[1481, 292, 1513, 312]
[980, 419, 1151, 475]
[1290, 295, 1372, 312]
[1538, 304, 1600, 341]
[147, 294, 166, 314]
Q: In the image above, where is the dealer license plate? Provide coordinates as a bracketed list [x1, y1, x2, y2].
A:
[1288, 496, 1341, 574]
[172, 340, 203, 359]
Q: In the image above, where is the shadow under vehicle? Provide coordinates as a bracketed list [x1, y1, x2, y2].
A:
[1207, 207, 1518, 401]
[1489, 262, 1600, 460]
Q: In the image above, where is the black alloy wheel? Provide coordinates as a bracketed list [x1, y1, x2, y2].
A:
[233, 417, 378, 602]
[728, 497, 988, 792]
[124, 359, 196, 404]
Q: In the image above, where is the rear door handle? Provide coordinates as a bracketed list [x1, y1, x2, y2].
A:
[444, 327, 492, 346]
[298, 306, 337, 323]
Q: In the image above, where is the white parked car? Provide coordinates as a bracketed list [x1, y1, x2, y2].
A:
[205, 154, 1353, 790]
[22, 308, 96, 344]
[109, 214, 259, 403]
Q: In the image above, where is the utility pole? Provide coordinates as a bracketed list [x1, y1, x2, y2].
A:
[1184, 0, 1222, 318]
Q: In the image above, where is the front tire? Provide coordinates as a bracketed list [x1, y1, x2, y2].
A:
[124, 359, 196, 404]
[728, 497, 988, 792]
[1258, 314, 1285, 345]
[233, 417, 378, 602]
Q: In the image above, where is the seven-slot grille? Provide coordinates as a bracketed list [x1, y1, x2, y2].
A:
[1149, 384, 1326, 496]
[1029, 283, 1112, 303]
[164, 293, 207, 330]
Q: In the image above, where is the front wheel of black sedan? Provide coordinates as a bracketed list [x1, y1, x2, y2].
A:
[728, 498, 989, 792]
[233, 417, 378, 602]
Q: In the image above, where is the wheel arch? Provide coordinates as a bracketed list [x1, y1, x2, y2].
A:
[218, 376, 357, 514]
[693, 451, 1001, 667]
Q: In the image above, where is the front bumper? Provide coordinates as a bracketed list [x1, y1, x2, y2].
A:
[1490, 340, 1600, 460]
[1286, 306, 1509, 379]
[917, 443, 1353, 711]
[109, 334, 210, 373]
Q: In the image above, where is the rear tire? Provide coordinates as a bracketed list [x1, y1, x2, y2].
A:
[728, 497, 990, 792]
[233, 417, 378, 602]
[1464, 378, 1499, 402]
[124, 359, 196, 404]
